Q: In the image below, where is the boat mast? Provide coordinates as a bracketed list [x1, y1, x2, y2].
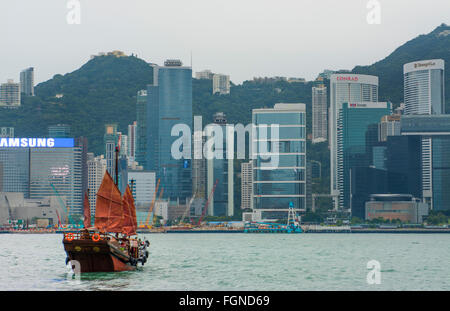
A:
[115, 145, 119, 186]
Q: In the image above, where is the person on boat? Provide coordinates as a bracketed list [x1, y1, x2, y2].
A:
[81, 228, 90, 240]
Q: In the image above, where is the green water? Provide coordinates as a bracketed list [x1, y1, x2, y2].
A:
[1, 233, 449, 290]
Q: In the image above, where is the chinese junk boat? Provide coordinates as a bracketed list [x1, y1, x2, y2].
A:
[63, 171, 150, 272]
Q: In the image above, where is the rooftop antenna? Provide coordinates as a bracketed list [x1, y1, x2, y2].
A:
[190, 51, 192, 69]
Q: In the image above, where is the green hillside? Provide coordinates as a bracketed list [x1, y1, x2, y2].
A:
[351, 23, 450, 108]
[0, 23, 448, 159]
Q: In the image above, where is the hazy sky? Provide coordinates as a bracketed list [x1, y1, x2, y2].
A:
[1, 0, 449, 85]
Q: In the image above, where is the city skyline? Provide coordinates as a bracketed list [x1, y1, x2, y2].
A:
[1, 1, 449, 85]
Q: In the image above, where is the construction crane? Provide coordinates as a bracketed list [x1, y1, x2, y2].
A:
[179, 193, 196, 226]
[196, 179, 219, 226]
[50, 183, 76, 227]
[141, 178, 160, 228]
[147, 187, 164, 228]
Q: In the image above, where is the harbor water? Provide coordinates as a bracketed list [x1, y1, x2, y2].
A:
[1, 233, 449, 291]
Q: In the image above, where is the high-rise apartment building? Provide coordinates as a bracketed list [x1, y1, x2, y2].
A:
[241, 161, 253, 210]
[312, 78, 328, 143]
[212, 74, 230, 95]
[139, 59, 192, 203]
[0, 80, 20, 108]
[127, 121, 137, 163]
[195, 70, 214, 80]
[329, 74, 379, 210]
[87, 153, 107, 218]
[20, 67, 34, 96]
[252, 103, 306, 219]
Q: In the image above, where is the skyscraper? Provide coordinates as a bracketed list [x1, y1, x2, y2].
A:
[104, 124, 119, 181]
[20, 67, 35, 96]
[403, 59, 445, 115]
[337, 102, 391, 210]
[192, 129, 206, 215]
[127, 121, 137, 163]
[329, 74, 379, 210]
[29, 139, 83, 216]
[403, 59, 445, 209]
[87, 153, 107, 218]
[207, 112, 234, 217]
[136, 90, 148, 168]
[401, 115, 450, 211]
[312, 78, 328, 143]
[0, 80, 20, 108]
[241, 161, 253, 210]
[140, 59, 192, 203]
[252, 103, 306, 219]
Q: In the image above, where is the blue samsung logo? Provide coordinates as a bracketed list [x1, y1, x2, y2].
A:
[0, 138, 74, 148]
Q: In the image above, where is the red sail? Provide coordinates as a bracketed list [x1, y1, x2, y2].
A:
[121, 185, 137, 236]
[83, 191, 91, 228]
[94, 171, 123, 233]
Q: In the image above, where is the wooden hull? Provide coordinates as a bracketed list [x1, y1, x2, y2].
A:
[63, 239, 136, 273]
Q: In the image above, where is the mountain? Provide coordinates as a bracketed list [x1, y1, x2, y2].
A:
[0, 55, 154, 155]
[351, 23, 450, 108]
[0, 24, 449, 156]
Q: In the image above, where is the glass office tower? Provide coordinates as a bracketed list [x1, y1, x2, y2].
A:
[206, 113, 234, 217]
[0, 148, 29, 194]
[401, 115, 450, 211]
[252, 103, 306, 219]
[338, 102, 391, 210]
[329, 74, 379, 210]
[104, 124, 119, 181]
[29, 145, 83, 216]
[136, 90, 148, 168]
[142, 60, 192, 203]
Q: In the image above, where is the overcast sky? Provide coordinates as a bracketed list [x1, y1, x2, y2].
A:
[1, 0, 449, 85]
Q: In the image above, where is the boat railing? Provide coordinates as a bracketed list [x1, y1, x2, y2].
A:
[63, 231, 111, 242]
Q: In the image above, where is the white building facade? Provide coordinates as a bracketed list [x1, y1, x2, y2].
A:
[329, 74, 379, 210]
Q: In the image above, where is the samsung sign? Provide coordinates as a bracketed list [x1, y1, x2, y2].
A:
[0, 138, 74, 148]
